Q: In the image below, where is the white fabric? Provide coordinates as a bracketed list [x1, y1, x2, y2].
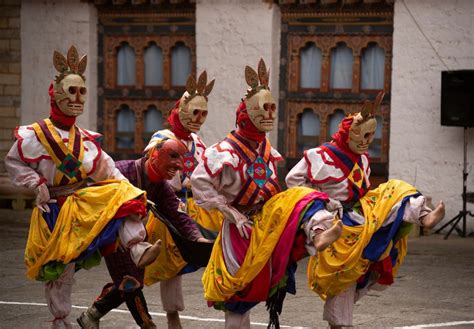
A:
[144, 44, 163, 86]
[225, 311, 250, 329]
[286, 147, 370, 202]
[303, 209, 336, 256]
[45, 263, 75, 328]
[160, 276, 185, 313]
[323, 284, 356, 327]
[330, 44, 353, 89]
[191, 140, 282, 210]
[117, 44, 136, 86]
[361, 43, 385, 90]
[300, 43, 322, 89]
[5, 125, 125, 190]
[119, 217, 151, 265]
[171, 44, 191, 86]
[145, 129, 207, 192]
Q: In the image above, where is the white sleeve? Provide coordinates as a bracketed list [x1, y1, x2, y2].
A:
[190, 161, 228, 210]
[4, 141, 42, 189]
[88, 150, 127, 182]
[286, 157, 312, 188]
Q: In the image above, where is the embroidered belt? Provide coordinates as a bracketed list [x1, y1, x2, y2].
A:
[48, 180, 88, 198]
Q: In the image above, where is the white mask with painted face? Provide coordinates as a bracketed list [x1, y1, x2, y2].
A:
[348, 113, 377, 154]
[178, 92, 208, 133]
[244, 89, 276, 132]
[53, 74, 87, 117]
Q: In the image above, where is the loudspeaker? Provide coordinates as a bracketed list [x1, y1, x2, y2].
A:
[441, 70, 474, 127]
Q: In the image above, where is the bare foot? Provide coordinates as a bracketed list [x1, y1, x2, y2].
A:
[166, 311, 182, 329]
[421, 201, 446, 229]
[313, 220, 343, 251]
[137, 239, 162, 268]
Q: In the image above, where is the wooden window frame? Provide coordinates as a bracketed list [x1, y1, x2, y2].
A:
[279, 2, 394, 183]
[97, 3, 196, 158]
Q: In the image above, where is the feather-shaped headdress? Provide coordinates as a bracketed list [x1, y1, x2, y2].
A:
[53, 45, 87, 83]
[244, 58, 270, 99]
[182, 71, 215, 104]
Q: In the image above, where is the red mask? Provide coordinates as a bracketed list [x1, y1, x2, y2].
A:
[146, 139, 187, 183]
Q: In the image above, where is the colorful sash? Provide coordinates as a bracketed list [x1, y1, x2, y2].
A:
[307, 179, 418, 299]
[31, 119, 87, 186]
[224, 131, 280, 206]
[319, 143, 368, 202]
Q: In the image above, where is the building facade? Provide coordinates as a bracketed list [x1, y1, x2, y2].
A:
[1, 0, 473, 232]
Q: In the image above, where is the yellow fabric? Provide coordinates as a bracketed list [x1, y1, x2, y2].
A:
[144, 213, 187, 285]
[31, 119, 87, 185]
[202, 186, 315, 302]
[144, 198, 223, 285]
[307, 179, 416, 300]
[187, 198, 224, 232]
[24, 180, 145, 280]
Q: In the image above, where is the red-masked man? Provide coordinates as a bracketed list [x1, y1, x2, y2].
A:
[78, 139, 208, 329]
[4, 46, 160, 329]
[143, 71, 220, 329]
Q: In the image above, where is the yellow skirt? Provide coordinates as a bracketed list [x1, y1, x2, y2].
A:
[307, 179, 417, 299]
[25, 180, 146, 280]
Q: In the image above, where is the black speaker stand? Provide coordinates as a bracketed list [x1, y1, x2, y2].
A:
[435, 127, 474, 239]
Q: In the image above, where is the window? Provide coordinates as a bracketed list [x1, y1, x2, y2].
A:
[328, 110, 346, 139]
[144, 43, 163, 87]
[116, 105, 135, 150]
[330, 43, 353, 89]
[280, 1, 393, 184]
[300, 43, 322, 89]
[361, 43, 385, 90]
[297, 109, 320, 153]
[96, 2, 196, 157]
[171, 42, 192, 86]
[117, 43, 136, 86]
[143, 105, 164, 144]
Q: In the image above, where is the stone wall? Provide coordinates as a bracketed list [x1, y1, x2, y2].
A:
[391, 0, 474, 232]
[195, 0, 281, 146]
[0, 0, 21, 174]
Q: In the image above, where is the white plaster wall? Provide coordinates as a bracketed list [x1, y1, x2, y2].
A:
[391, 0, 474, 232]
[21, 0, 98, 130]
[196, 0, 281, 146]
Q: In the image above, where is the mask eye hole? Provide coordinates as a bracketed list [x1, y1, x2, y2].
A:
[193, 109, 199, 115]
[201, 110, 208, 117]
[68, 86, 77, 94]
[80, 87, 87, 95]
[169, 151, 180, 159]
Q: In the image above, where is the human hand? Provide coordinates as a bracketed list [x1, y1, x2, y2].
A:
[34, 183, 56, 213]
[196, 237, 213, 243]
[219, 204, 251, 239]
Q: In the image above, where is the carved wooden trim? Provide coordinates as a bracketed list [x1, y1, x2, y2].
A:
[287, 34, 392, 92]
[103, 99, 175, 153]
[103, 35, 195, 89]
